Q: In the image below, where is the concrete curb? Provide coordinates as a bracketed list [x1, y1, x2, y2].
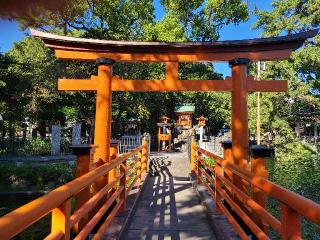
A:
[102, 173, 150, 240]
[191, 175, 240, 240]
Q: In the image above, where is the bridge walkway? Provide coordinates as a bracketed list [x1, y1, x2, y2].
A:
[121, 152, 215, 240]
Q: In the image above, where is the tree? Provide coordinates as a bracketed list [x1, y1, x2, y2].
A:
[1, 1, 251, 139]
[253, 0, 320, 92]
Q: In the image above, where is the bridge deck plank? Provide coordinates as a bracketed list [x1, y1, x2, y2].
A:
[122, 152, 216, 240]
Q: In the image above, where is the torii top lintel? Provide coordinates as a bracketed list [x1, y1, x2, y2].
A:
[30, 29, 318, 62]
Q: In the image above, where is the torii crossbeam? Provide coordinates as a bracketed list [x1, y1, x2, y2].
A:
[31, 28, 318, 189]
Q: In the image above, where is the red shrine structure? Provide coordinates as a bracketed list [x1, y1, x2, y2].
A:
[175, 104, 195, 129]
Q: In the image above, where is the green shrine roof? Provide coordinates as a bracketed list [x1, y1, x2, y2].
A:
[175, 105, 195, 113]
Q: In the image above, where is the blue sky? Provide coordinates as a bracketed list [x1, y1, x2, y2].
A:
[0, 0, 273, 76]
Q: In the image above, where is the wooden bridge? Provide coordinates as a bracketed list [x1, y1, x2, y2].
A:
[0, 29, 320, 239]
[1, 141, 320, 239]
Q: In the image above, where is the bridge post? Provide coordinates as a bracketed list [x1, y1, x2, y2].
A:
[120, 162, 126, 212]
[141, 137, 148, 174]
[221, 141, 234, 183]
[110, 140, 120, 182]
[92, 58, 115, 194]
[137, 150, 142, 182]
[251, 145, 273, 234]
[70, 145, 95, 233]
[51, 199, 71, 240]
[280, 203, 301, 239]
[190, 137, 197, 174]
[197, 150, 202, 184]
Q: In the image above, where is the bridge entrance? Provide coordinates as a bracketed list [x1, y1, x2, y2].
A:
[122, 152, 216, 239]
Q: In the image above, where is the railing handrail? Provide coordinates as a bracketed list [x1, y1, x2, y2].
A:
[0, 143, 146, 239]
[195, 145, 320, 226]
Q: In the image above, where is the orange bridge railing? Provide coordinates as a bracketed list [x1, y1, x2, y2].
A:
[191, 143, 320, 240]
[0, 140, 148, 240]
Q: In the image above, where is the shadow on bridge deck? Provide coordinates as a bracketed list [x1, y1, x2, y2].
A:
[120, 152, 216, 240]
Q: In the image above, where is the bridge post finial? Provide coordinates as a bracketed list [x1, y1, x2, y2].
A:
[229, 58, 250, 67]
[96, 58, 115, 65]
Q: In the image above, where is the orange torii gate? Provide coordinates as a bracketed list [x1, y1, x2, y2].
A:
[31, 29, 317, 186]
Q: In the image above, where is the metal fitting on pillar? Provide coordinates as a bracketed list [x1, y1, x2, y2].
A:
[96, 58, 115, 65]
[229, 58, 250, 67]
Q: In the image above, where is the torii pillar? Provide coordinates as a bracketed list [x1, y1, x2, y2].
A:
[58, 58, 116, 192]
[94, 58, 114, 165]
[230, 58, 250, 169]
[93, 58, 115, 192]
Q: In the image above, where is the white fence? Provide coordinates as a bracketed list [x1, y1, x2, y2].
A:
[118, 135, 151, 155]
[198, 138, 224, 157]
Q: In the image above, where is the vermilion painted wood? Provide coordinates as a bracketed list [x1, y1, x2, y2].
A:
[120, 163, 126, 212]
[58, 76, 287, 92]
[141, 138, 148, 174]
[231, 62, 249, 169]
[24, 27, 319, 239]
[230, 62, 250, 218]
[137, 150, 142, 182]
[197, 151, 202, 184]
[69, 175, 122, 227]
[280, 204, 301, 239]
[74, 187, 124, 240]
[216, 185, 268, 239]
[0, 144, 146, 240]
[190, 139, 197, 173]
[31, 29, 319, 62]
[93, 64, 113, 164]
[51, 200, 71, 240]
[217, 174, 281, 233]
[109, 142, 119, 183]
[195, 145, 320, 239]
[74, 152, 91, 233]
[54, 49, 294, 62]
[217, 200, 249, 240]
[93, 199, 124, 240]
[251, 155, 269, 233]
[91, 63, 113, 198]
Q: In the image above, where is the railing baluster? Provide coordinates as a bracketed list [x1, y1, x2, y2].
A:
[197, 150, 202, 184]
[51, 199, 71, 240]
[280, 203, 301, 240]
[190, 138, 196, 173]
[120, 162, 126, 212]
[141, 137, 148, 174]
[215, 162, 223, 215]
[251, 147, 271, 234]
[137, 150, 142, 182]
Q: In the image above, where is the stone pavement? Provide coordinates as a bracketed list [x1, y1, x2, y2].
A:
[121, 152, 216, 240]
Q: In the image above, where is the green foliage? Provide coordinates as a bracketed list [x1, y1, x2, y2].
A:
[144, 12, 187, 41]
[253, 1, 320, 238]
[60, 106, 78, 122]
[254, 0, 320, 37]
[161, 0, 249, 40]
[21, 138, 51, 156]
[0, 138, 68, 156]
[0, 162, 75, 191]
[203, 156, 215, 166]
